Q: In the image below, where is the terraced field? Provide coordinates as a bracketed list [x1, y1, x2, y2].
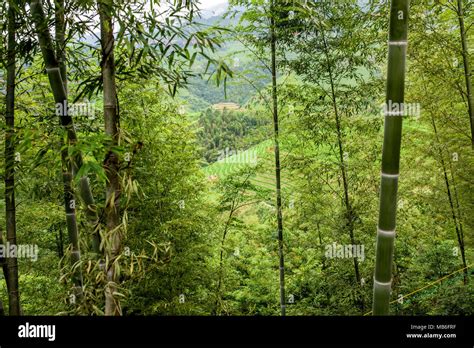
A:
[201, 139, 299, 197]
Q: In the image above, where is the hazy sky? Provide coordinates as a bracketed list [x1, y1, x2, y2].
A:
[199, 0, 228, 9]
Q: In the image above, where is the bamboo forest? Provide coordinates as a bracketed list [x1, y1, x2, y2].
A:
[0, 0, 473, 318]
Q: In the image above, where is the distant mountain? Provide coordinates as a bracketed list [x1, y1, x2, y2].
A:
[200, 1, 229, 19]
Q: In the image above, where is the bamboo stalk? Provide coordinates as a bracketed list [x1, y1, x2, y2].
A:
[421, 76, 469, 284]
[5, 0, 20, 316]
[0, 228, 11, 316]
[270, 0, 286, 316]
[321, 27, 362, 292]
[432, 124, 468, 285]
[456, 0, 474, 149]
[421, 79, 468, 284]
[61, 159, 83, 294]
[98, 0, 122, 316]
[447, 159, 468, 284]
[29, 0, 101, 256]
[372, 0, 409, 315]
[55, 0, 83, 296]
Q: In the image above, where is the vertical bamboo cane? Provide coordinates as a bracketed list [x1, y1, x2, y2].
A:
[55, 0, 84, 297]
[270, 0, 286, 316]
[5, 0, 21, 316]
[29, 0, 102, 257]
[456, 0, 474, 149]
[98, 0, 122, 316]
[372, 0, 409, 315]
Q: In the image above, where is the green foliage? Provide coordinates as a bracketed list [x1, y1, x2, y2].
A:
[197, 107, 270, 164]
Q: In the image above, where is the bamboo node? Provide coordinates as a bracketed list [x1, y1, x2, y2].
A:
[374, 278, 392, 287]
[381, 172, 399, 178]
[45, 67, 61, 72]
[385, 111, 405, 116]
[377, 228, 396, 237]
[388, 40, 407, 46]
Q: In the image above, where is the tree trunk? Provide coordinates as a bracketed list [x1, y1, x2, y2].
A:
[317, 23, 364, 312]
[456, 0, 474, 149]
[213, 173, 253, 314]
[5, 0, 21, 316]
[447, 159, 467, 283]
[429, 114, 468, 284]
[0, 227, 10, 316]
[270, 0, 286, 316]
[29, 0, 101, 257]
[321, 32, 362, 289]
[214, 200, 236, 314]
[56, 226, 64, 258]
[372, 0, 409, 316]
[55, 0, 84, 298]
[98, 0, 122, 316]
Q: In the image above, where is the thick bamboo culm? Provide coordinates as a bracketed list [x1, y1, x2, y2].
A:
[456, 0, 474, 149]
[29, 0, 101, 256]
[270, 0, 286, 316]
[372, 0, 409, 315]
[5, 0, 21, 316]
